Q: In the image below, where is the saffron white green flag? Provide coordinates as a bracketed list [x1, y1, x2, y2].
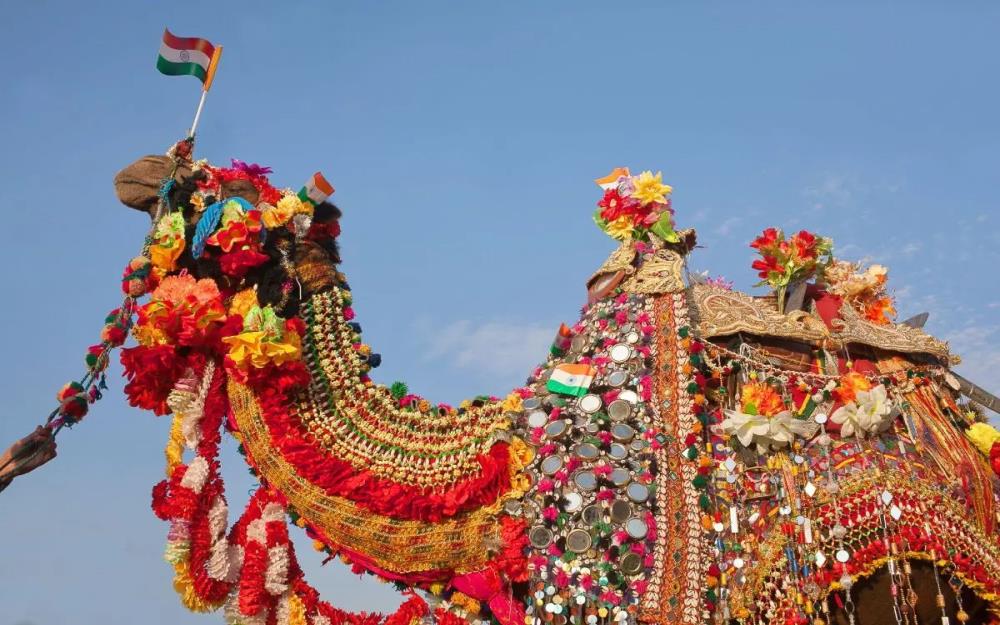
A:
[546, 364, 597, 397]
[156, 29, 217, 84]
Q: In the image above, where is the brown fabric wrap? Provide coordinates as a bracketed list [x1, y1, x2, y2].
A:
[113, 155, 192, 214]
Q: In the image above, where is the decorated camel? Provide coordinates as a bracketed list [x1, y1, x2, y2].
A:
[5, 142, 1000, 625]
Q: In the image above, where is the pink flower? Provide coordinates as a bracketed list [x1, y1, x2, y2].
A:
[615, 293, 629, 305]
[597, 431, 612, 445]
[614, 310, 628, 325]
[565, 457, 581, 473]
[580, 575, 594, 590]
[554, 469, 568, 483]
[548, 544, 563, 557]
[596, 489, 615, 501]
[631, 580, 648, 595]
[555, 570, 569, 586]
[594, 463, 612, 477]
[342, 307, 356, 321]
[543, 507, 559, 521]
[613, 530, 628, 545]
[539, 443, 557, 456]
[537, 479, 555, 493]
[550, 407, 562, 420]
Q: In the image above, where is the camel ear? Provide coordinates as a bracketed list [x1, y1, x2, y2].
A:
[114, 155, 193, 217]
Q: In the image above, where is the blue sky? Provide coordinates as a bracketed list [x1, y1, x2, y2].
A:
[1, 2, 998, 624]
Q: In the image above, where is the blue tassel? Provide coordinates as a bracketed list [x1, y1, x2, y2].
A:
[157, 178, 175, 201]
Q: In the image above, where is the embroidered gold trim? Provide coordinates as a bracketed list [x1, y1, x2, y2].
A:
[689, 284, 952, 360]
[229, 380, 501, 576]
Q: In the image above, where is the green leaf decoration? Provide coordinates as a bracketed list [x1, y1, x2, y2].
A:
[650, 213, 680, 242]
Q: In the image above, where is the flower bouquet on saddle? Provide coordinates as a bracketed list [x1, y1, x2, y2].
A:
[749, 227, 833, 314]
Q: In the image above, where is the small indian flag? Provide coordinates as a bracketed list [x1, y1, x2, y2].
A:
[595, 167, 631, 190]
[156, 29, 218, 85]
[298, 172, 335, 206]
[546, 363, 597, 397]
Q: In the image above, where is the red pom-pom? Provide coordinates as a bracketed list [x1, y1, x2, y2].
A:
[56, 382, 89, 422]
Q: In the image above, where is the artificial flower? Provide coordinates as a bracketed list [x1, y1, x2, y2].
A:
[789, 229, 818, 260]
[749, 227, 833, 312]
[829, 384, 898, 437]
[835, 371, 872, 403]
[223, 305, 302, 369]
[259, 202, 290, 229]
[597, 189, 641, 223]
[206, 203, 263, 253]
[740, 381, 786, 417]
[721, 409, 818, 453]
[864, 296, 896, 325]
[630, 170, 672, 206]
[278, 193, 313, 217]
[966, 422, 1000, 457]
[133, 275, 227, 348]
[228, 289, 260, 317]
[149, 213, 186, 272]
[605, 216, 635, 240]
[825, 260, 896, 325]
[750, 227, 780, 251]
[751, 255, 783, 281]
[219, 249, 270, 278]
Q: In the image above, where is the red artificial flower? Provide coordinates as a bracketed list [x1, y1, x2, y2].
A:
[790, 229, 818, 260]
[210, 221, 252, 253]
[750, 228, 780, 252]
[597, 189, 642, 223]
[219, 249, 270, 278]
[751, 255, 783, 279]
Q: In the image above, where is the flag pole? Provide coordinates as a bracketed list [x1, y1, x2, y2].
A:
[188, 45, 223, 138]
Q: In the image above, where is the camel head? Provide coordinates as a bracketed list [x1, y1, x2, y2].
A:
[113, 149, 343, 317]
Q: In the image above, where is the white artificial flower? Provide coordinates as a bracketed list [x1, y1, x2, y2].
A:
[830, 384, 898, 438]
[721, 410, 819, 454]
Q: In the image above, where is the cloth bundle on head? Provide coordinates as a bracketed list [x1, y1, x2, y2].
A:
[114, 155, 193, 214]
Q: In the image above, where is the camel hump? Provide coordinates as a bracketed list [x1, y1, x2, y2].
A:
[114, 154, 193, 214]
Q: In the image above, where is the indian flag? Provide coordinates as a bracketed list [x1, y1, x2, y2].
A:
[595, 167, 631, 190]
[156, 29, 218, 84]
[546, 363, 596, 397]
[298, 172, 335, 206]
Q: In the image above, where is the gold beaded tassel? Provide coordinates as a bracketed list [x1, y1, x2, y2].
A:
[949, 573, 970, 624]
[930, 552, 949, 625]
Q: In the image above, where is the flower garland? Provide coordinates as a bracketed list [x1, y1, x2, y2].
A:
[109, 144, 532, 625]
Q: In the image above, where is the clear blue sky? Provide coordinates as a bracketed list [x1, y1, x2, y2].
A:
[1, 3, 998, 624]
